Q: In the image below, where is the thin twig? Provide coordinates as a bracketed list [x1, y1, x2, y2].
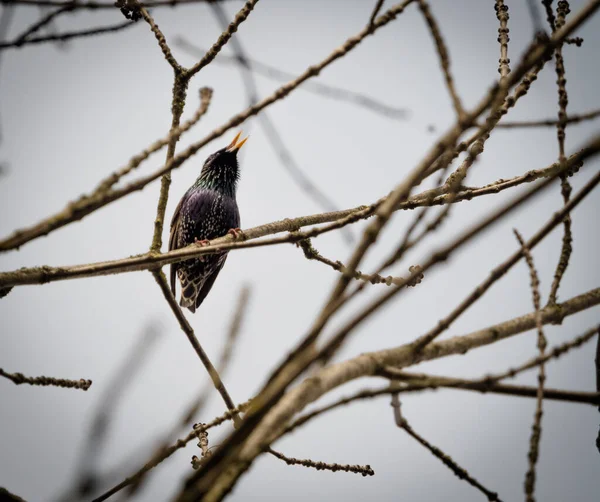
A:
[369, 0, 385, 26]
[298, 238, 423, 287]
[495, 0, 511, 79]
[514, 230, 546, 502]
[0, 19, 136, 49]
[187, 0, 259, 77]
[497, 108, 600, 128]
[138, 3, 180, 70]
[390, 394, 501, 501]
[95, 87, 213, 194]
[381, 371, 600, 405]
[1, 0, 225, 6]
[0, 367, 92, 390]
[12, 4, 73, 44]
[548, 1, 574, 305]
[152, 270, 240, 424]
[285, 382, 600, 439]
[267, 448, 374, 477]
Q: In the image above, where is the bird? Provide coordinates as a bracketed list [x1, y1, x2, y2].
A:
[169, 132, 248, 313]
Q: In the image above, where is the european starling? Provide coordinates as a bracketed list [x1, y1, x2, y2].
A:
[169, 132, 248, 313]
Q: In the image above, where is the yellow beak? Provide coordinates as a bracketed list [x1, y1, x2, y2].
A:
[226, 131, 249, 152]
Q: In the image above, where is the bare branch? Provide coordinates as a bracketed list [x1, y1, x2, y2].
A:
[187, 0, 259, 78]
[497, 108, 600, 128]
[138, 3, 180, 70]
[11, 4, 73, 44]
[267, 448, 374, 477]
[298, 238, 423, 287]
[548, 1, 574, 305]
[390, 394, 501, 501]
[152, 269, 240, 423]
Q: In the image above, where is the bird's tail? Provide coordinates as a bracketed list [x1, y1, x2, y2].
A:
[180, 296, 196, 313]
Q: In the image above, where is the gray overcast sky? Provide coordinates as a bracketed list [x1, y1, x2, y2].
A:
[1, 1, 599, 501]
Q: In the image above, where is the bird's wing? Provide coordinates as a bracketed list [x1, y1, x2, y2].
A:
[168, 192, 187, 296]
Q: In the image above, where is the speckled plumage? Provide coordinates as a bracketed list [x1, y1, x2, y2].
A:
[169, 138, 244, 313]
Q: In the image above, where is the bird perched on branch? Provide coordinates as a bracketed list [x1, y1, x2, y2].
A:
[169, 132, 248, 313]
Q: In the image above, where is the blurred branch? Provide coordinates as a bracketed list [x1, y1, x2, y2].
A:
[174, 36, 410, 122]
[1, 0, 227, 6]
[381, 371, 600, 405]
[187, 0, 258, 77]
[64, 323, 161, 499]
[285, 381, 600, 439]
[390, 394, 502, 501]
[497, 108, 600, 128]
[0, 367, 92, 390]
[417, 0, 466, 120]
[0, 1, 14, 160]
[91, 400, 249, 502]
[117, 287, 251, 497]
[96, 87, 213, 194]
[0, 18, 136, 50]
[11, 4, 73, 44]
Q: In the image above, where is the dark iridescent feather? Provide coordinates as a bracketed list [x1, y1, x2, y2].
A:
[169, 137, 244, 313]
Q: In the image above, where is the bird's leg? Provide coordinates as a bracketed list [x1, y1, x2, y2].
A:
[194, 238, 211, 246]
[227, 228, 246, 240]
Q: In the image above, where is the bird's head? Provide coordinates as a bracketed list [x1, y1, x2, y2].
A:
[197, 132, 248, 195]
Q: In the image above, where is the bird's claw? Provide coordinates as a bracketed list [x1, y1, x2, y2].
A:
[227, 228, 245, 240]
[194, 238, 211, 246]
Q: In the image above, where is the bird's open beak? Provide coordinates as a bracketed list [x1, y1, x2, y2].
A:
[226, 131, 249, 153]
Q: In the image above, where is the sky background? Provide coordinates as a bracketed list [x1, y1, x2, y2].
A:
[0, 1, 599, 501]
